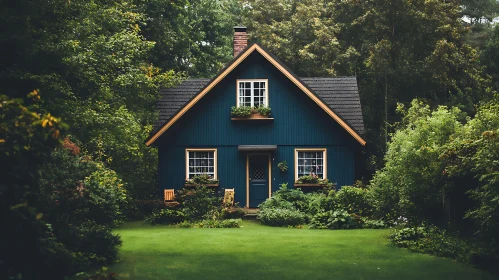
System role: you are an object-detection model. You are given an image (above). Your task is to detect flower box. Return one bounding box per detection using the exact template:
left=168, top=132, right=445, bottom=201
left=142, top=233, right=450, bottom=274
left=184, top=183, right=219, bottom=187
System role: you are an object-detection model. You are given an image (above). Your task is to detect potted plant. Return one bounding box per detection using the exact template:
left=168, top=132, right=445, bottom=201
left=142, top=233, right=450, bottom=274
left=295, top=176, right=334, bottom=187
left=185, top=174, right=219, bottom=186
left=277, top=160, right=288, bottom=172
left=231, top=105, right=272, bottom=119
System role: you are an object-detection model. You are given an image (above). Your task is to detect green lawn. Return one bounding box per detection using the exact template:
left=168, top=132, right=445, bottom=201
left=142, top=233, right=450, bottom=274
left=110, top=220, right=494, bottom=280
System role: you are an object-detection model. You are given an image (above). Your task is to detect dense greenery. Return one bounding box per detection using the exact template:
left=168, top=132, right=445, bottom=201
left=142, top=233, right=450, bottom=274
left=370, top=98, right=499, bottom=271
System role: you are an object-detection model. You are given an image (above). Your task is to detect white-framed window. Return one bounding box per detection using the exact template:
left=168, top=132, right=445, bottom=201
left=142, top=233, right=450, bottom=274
left=295, top=148, right=327, bottom=181
left=185, top=149, right=217, bottom=179
left=237, top=79, right=268, bottom=107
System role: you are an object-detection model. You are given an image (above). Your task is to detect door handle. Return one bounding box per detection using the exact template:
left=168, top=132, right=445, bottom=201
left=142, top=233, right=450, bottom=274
left=249, top=178, right=252, bottom=181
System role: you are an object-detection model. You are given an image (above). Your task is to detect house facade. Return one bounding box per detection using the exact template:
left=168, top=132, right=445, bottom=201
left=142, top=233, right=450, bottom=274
left=146, top=27, right=366, bottom=208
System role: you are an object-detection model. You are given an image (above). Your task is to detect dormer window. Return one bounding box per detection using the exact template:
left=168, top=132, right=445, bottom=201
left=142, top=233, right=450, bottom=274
left=237, top=79, right=268, bottom=107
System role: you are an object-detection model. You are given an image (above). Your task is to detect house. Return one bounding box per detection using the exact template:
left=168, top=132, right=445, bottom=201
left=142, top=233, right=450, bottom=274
left=146, top=27, right=366, bottom=208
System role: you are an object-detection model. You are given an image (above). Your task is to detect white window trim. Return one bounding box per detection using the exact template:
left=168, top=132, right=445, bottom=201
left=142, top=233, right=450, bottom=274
left=236, top=79, right=269, bottom=107
left=185, top=148, right=218, bottom=180
left=294, top=148, right=327, bottom=182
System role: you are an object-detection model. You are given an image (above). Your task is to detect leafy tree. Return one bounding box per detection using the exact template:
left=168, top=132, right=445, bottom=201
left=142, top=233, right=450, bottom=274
left=0, top=92, right=72, bottom=279
left=370, top=100, right=464, bottom=222
left=139, top=0, right=240, bottom=78
left=243, top=0, right=492, bottom=175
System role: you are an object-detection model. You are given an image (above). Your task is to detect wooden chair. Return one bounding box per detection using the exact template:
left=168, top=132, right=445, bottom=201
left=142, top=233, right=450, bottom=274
left=164, top=189, right=175, bottom=203
left=223, top=188, right=235, bottom=206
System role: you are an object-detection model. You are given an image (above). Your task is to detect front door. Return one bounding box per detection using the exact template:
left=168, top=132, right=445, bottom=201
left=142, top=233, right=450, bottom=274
left=248, top=154, right=269, bottom=208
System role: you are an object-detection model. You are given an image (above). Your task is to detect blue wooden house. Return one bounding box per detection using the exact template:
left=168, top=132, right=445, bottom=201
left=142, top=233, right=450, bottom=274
left=146, top=27, right=366, bottom=208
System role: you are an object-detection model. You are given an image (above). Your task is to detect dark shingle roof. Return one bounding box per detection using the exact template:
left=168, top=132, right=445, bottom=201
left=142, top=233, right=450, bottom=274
left=154, top=77, right=364, bottom=135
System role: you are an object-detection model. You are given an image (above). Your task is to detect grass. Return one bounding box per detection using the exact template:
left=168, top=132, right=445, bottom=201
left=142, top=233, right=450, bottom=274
left=109, top=220, right=495, bottom=280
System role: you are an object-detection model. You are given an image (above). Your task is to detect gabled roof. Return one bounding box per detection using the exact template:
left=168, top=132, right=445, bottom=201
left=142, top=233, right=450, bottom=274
left=146, top=43, right=366, bottom=146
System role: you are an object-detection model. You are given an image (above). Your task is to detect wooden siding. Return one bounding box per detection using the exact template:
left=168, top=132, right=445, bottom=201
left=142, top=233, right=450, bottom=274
left=158, top=51, right=358, bottom=205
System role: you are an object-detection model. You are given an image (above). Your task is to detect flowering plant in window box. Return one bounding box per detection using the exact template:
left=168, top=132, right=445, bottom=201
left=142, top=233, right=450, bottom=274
left=295, top=175, right=334, bottom=187
left=185, top=174, right=219, bottom=186
left=231, top=105, right=272, bottom=119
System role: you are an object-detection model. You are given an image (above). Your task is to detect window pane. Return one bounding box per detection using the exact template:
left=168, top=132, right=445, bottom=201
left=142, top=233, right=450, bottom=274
left=297, top=150, right=325, bottom=179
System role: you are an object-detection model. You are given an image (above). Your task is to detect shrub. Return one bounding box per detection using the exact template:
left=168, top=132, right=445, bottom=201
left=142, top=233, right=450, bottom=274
left=390, top=225, right=498, bottom=270
left=335, top=186, right=372, bottom=216
left=269, top=183, right=309, bottom=212
left=185, top=174, right=219, bottom=185
left=61, top=221, right=122, bottom=271
left=146, top=209, right=187, bottom=225
left=174, top=186, right=221, bottom=221
left=257, top=208, right=307, bottom=227
left=305, top=192, right=336, bottom=215
left=221, top=207, right=246, bottom=219
left=258, top=197, right=295, bottom=211
left=125, top=200, right=166, bottom=220
left=194, top=219, right=242, bottom=228
left=362, top=218, right=388, bottom=229
left=309, top=209, right=360, bottom=229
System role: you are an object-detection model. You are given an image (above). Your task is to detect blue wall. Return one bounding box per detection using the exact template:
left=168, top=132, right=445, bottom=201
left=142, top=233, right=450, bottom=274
left=157, top=52, right=360, bottom=205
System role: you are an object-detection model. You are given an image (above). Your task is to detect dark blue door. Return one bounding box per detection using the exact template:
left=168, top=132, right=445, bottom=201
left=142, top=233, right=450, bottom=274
left=249, top=155, right=269, bottom=208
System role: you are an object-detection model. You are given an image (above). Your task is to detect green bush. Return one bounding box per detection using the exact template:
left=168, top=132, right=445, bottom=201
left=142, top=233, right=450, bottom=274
left=258, top=197, right=295, bottom=211
left=146, top=209, right=187, bottom=225
left=221, top=207, right=246, bottom=219
left=175, top=186, right=221, bottom=221
left=362, top=218, right=388, bottom=229
left=125, top=200, right=166, bottom=220
left=335, top=186, right=372, bottom=216
left=61, top=221, right=122, bottom=271
left=309, top=209, right=360, bottom=229
left=194, top=219, right=242, bottom=228
left=185, top=173, right=219, bottom=185
left=305, top=192, right=336, bottom=215
left=257, top=208, right=308, bottom=227
left=390, top=225, right=498, bottom=270
left=269, top=183, right=309, bottom=212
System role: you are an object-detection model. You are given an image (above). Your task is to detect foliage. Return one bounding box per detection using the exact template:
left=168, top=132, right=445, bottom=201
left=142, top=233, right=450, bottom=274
left=146, top=209, right=187, bottom=225
left=255, top=105, right=271, bottom=116
left=243, top=0, right=492, bottom=176
left=335, top=186, right=372, bottom=216
left=193, top=219, right=242, bottom=228
left=305, top=192, right=337, bottom=216
left=257, top=208, right=307, bottom=227
left=390, top=225, right=498, bottom=271
left=277, top=160, right=288, bottom=172
left=231, top=105, right=253, bottom=117
left=362, top=218, right=388, bottom=229
left=370, top=100, right=464, bottom=222
left=0, top=93, right=70, bottom=279
left=221, top=207, right=246, bottom=219
left=125, top=200, right=165, bottom=220
left=174, top=186, right=221, bottom=221
left=295, top=176, right=334, bottom=188
left=67, top=222, right=122, bottom=271
left=309, top=209, right=360, bottom=230
left=185, top=174, right=219, bottom=185
left=265, top=183, right=310, bottom=212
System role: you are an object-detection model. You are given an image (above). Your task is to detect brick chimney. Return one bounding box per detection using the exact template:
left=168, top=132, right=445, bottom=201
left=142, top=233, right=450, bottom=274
left=233, top=26, right=248, bottom=57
